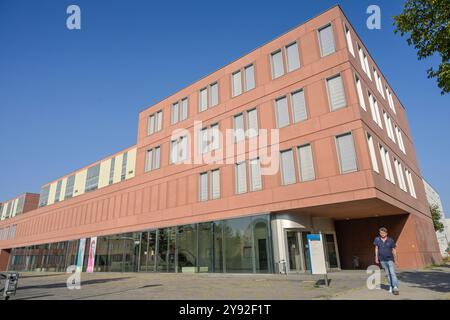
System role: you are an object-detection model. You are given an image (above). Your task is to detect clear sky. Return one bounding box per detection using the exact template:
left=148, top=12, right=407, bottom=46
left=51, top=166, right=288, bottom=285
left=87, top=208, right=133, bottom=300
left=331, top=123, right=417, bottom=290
left=0, top=0, right=449, bottom=217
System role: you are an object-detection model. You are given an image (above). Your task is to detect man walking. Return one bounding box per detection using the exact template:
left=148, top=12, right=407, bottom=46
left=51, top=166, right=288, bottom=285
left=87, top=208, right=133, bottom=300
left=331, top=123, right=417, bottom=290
left=374, top=227, right=399, bottom=295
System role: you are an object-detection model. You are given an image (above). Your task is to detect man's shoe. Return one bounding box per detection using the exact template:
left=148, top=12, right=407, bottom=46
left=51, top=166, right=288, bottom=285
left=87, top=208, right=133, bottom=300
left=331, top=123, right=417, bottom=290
left=388, top=287, right=392, bottom=293
left=392, top=287, right=399, bottom=295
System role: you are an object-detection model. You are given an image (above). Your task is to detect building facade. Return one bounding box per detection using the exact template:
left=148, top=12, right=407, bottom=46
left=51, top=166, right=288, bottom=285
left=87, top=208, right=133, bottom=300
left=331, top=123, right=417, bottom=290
left=423, top=179, right=449, bottom=257
left=0, top=5, right=442, bottom=273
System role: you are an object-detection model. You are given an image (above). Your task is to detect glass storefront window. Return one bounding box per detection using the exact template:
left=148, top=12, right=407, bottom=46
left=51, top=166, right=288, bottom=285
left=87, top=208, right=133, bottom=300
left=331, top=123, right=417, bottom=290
left=224, top=217, right=254, bottom=273
left=177, top=224, right=197, bottom=273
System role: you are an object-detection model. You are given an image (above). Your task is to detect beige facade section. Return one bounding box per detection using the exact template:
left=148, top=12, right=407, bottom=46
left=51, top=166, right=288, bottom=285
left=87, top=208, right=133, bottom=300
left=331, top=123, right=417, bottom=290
left=98, top=158, right=112, bottom=189
left=47, top=182, right=57, bottom=205
left=125, top=148, right=137, bottom=179
left=59, top=178, right=67, bottom=202
left=73, top=170, right=87, bottom=197
left=113, top=154, right=124, bottom=184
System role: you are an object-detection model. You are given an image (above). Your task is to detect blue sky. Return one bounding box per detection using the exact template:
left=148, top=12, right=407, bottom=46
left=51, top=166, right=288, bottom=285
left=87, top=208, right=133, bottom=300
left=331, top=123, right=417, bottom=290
left=0, top=0, right=449, bottom=217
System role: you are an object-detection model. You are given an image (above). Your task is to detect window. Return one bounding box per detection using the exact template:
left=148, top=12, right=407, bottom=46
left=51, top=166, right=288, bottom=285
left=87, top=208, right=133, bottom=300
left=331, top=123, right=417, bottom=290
left=286, top=42, right=300, bottom=72
left=199, top=87, right=208, bottom=112
left=210, top=82, right=219, bottom=107
left=148, top=110, right=163, bottom=135
left=368, top=92, right=383, bottom=128
left=233, top=113, right=245, bottom=142
left=244, top=64, right=255, bottom=91
left=364, top=53, right=372, bottom=80
left=15, top=196, right=24, bottom=215
left=291, top=89, right=307, bottom=123
left=344, top=24, right=355, bottom=56
left=318, top=24, right=336, bottom=57
left=85, top=163, right=100, bottom=192
left=211, top=169, right=221, bottom=199
left=270, top=50, right=284, bottom=79
left=170, top=136, right=188, bottom=163
left=171, top=98, right=189, bottom=125
left=247, top=108, right=258, bottom=138
left=109, top=157, right=115, bottom=185
left=199, top=83, right=219, bottom=111
left=232, top=71, right=242, bottom=97
left=357, top=44, right=367, bottom=74
left=355, top=75, right=366, bottom=110
left=336, top=133, right=358, bottom=174
left=327, top=75, right=347, bottom=111
left=235, top=162, right=247, bottom=194
left=10, top=225, right=16, bottom=240
left=394, top=159, right=408, bottom=192
left=297, top=144, right=315, bottom=181
left=275, top=96, right=290, bottom=128
left=374, top=69, right=385, bottom=98
left=386, top=88, right=396, bottom=114
left=64, top=175, right=75, bottom=200
left=280, top=149, right=296, bottom=185
left=379, top=145, right=395, bottom=183
left=249, top=158, right=262, bottom=191
left=395, top=126, right=406, bottom=154
left=199, top=170, right=221, bottom=201
left=383, top=111, right=396, bottom=143
left=366, top=133, right=379, bottom=173
left=198, top=124, right=220, bottom=154
left=145, top=146, right=161, bottom=172
left=405, top=169, right=417, bottom=198
left=121, top=152, right=128, bottom=181
left=54, top=180, right=62, bottom=203
left=3, top=227, right=8, bottom=240
left=199, top=172, right=208, bottom=201
left=39, top=185, right=50, bottom=207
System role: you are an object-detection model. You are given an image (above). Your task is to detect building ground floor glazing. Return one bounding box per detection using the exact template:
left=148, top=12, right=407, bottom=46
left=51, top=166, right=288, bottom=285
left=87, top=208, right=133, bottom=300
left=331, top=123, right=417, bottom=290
left=6, top=213, right=341, bottom=274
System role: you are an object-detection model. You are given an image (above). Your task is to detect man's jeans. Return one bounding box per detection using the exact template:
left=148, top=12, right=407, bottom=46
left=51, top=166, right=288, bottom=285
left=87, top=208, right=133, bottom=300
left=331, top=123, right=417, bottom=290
left=380, top=260, right=399, bottom=289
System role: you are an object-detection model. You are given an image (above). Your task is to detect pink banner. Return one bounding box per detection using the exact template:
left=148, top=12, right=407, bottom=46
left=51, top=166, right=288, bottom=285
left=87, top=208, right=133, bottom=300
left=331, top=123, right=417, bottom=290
left=86, top=237, right=97, bottom=273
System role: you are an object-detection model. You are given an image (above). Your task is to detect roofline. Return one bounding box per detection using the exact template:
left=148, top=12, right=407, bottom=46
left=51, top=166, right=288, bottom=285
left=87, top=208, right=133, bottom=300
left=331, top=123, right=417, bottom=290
left=0, top=192, right=39, bottom=204
left=137, top=3, right=342, bottom=115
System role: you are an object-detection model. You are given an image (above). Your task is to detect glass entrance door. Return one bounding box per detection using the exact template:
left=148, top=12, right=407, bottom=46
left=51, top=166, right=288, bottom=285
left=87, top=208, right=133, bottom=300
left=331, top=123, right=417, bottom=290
left=286, top=230, right=311, bottom=272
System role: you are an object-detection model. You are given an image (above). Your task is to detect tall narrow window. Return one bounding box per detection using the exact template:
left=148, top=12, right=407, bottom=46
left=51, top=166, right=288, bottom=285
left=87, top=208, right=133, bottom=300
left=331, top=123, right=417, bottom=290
left=366, top=133, right=379, bottom=173
left=387, top=89, right=396, bottom=114
left=249, top=158, right=262, bottom=191
left=199, top=172, right=208, bottom=201
left=336, top=133, right=358, bottom=174
left=244, top=64, right=255, bottom=91
left=145, top=146, right=161, bottom=172
left=275, top=96, right=290, bottom=128
left=171, top=136, right=188, bottom=163
left=286, top=42, right=300, bottom=72
left=85, top=163, right=101, bottom=192
left=247, top=108, right=258, bottom=138
left=271, top=50, right=284, bottom=79
left=394, top=159, right=407, bottom=192
left=54, top=180, right=62, bottom=203
left=405, top=169, right=417, bottom=198
left=181, top=98, right=188, bottom=121
left=39, top=185, right=50, bottom=207
left=318, top=24, right=336, bottom=57
left=211, top=169, right=221, bottom=199
left=199, top=87, right=208, bottom=112
left=234, top=113, right=245, bottom=142
left=297, top=144, right=315, bottom=181
left=364, top=53, right=372, bottom=80
left=65, top=175, right=75, bottom=200
left=232, top=71, right=242, bottom=97
left=235, top=162, right=247, bottom=194
left=395, top=126, right=406, bottom=154
left=280, top=149, right=296, bottom=185
left=147, top=114, right=155, bottom=135
left=198, top=127, right=208, bottom=154
left=379, top=146, right=395, bottom=183
left=121, top=152, right=128, bottom=181
left=291, top=89, right=307, bottom=123
left=355, top=75, right=366, bottom=110
left=358, top=44, right=366, bottom=74
left=344, top=24, right=355, bottom=56
left=171, top=102, right=179, bottom=125
left=156, top=111, right=163, bottom=132
left=109, top=158, right=115, bottom=185
left=210, top=82, right=219, bottom=107
left=327, top=75, right=347, bottom=111
left=210, top=124, right=220, bottom=150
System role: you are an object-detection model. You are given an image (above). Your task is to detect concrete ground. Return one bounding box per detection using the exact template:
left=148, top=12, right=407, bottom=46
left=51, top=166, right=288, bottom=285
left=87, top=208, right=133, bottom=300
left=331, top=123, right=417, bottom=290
left=4, top=263, right=450, bottom=300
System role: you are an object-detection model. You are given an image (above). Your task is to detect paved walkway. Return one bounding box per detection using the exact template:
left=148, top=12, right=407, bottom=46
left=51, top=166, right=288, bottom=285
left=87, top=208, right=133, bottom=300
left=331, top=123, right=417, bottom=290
left=5, top=264, right=450, bottom=300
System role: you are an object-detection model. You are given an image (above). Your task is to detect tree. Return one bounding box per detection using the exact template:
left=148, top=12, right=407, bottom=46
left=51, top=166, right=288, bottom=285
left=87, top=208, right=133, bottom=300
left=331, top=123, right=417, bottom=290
left=393, top=0, right=450, bottom=94
left=430, top=204, right=445, bottom=232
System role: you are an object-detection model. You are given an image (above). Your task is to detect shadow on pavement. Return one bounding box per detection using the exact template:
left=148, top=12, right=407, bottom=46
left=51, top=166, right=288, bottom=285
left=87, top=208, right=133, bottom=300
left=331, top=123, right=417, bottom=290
left=18, top=277, right=132, bottom=290
left=398, top=269, right=450, bottom=293
left=20, top=273, right=65, bottom=279
left=15, top=294, right=55, bottom=300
